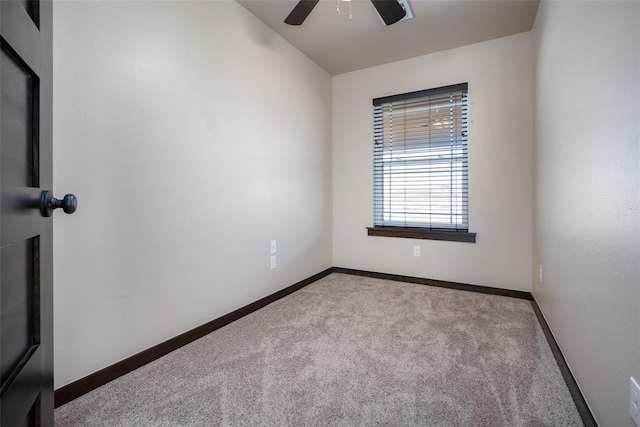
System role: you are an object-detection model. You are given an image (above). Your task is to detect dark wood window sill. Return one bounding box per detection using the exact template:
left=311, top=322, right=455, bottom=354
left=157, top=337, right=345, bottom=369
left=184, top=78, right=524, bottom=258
left=367, top=227, right=476, bottom=243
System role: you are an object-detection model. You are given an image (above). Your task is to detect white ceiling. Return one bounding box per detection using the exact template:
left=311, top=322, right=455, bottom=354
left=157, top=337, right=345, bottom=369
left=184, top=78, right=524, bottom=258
left=237, top=0, right=539, bottom=75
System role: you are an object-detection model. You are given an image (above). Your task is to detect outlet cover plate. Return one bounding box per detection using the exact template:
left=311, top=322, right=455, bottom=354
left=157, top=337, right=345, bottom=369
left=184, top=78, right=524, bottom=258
left=270, top=240, right=277, bottom=255
left=270, top=255, right=277, bottom=270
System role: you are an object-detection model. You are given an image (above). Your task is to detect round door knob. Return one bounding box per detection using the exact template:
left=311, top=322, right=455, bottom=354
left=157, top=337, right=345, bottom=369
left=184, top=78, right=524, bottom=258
left=40, top=190, right=77, bottom=217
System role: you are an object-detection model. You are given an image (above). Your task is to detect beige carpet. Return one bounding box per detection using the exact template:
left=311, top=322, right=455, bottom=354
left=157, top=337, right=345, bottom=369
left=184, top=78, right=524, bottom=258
left=55, top=273, right=583, bottom=426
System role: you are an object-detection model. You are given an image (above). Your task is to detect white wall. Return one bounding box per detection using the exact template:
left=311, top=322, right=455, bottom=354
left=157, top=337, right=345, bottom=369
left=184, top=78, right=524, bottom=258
left=53, top=1, right=332, bottom=388
left=532, top=1, right=640, bottom=426
left=332, top=33, right=533, bottom=291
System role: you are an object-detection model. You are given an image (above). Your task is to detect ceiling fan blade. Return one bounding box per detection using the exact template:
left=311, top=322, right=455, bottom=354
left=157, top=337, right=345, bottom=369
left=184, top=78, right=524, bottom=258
left=370, top=0, right=407, bottom=25
left=285, top=0, right=320, bottom=25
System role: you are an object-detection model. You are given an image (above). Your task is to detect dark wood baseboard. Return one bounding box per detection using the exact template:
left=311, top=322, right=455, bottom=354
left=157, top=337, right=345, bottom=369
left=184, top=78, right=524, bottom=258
left=54, top=267, right=334, bottom=407
left=530, top=299, right=598, bottom=427
left=55, top=265, right=598, bottom=427
left=332, top=267, right=532, bottom=300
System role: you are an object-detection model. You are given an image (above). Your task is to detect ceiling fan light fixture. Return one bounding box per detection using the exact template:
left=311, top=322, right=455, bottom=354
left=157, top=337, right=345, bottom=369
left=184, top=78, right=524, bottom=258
left=286, top=0, right=406, bottom=26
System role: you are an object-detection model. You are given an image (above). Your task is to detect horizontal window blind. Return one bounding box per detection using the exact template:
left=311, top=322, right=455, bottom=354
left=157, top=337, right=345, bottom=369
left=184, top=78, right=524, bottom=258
left=373, top=83, right=468, bottom=230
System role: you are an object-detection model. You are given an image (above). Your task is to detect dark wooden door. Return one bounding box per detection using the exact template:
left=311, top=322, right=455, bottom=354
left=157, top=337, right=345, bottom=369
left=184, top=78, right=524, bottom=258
left=0, top=0, right=54, bottom=426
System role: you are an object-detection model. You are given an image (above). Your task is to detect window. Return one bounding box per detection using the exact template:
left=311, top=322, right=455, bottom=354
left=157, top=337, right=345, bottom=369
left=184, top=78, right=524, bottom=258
left=367, top=83, right=476, bottom=243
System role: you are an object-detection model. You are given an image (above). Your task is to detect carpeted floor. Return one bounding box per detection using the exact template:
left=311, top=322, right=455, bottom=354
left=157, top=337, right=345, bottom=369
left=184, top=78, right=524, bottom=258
left=55, top=273, right=583, bottom=426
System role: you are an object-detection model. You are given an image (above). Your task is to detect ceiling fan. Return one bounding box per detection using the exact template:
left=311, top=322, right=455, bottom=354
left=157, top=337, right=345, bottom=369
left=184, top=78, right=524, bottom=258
left=285, top=0, right=407, bottom=26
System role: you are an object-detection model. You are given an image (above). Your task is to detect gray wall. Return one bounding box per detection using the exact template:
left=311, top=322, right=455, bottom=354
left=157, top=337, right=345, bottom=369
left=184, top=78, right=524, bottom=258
left=532, top=1, right=640, bottom=425
left=53, top=1, right=333, bottom=388
left=332, top=33, right=533, bottom=291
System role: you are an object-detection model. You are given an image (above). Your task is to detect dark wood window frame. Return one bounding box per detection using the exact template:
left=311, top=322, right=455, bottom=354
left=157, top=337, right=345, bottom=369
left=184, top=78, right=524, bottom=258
left=370, top=83, right=476, bottom=243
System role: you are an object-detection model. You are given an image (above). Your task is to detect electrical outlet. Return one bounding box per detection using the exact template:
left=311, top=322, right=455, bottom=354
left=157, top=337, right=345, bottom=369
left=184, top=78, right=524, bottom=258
left=270, top=240, right=277, bottom=255
left=413, top=245, right=421, bottom=257
left=539, top=264, right=543, bottom=282
left=270, top=255, right=277, bottom=270
left=631, top=377, right=640, bottom=426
